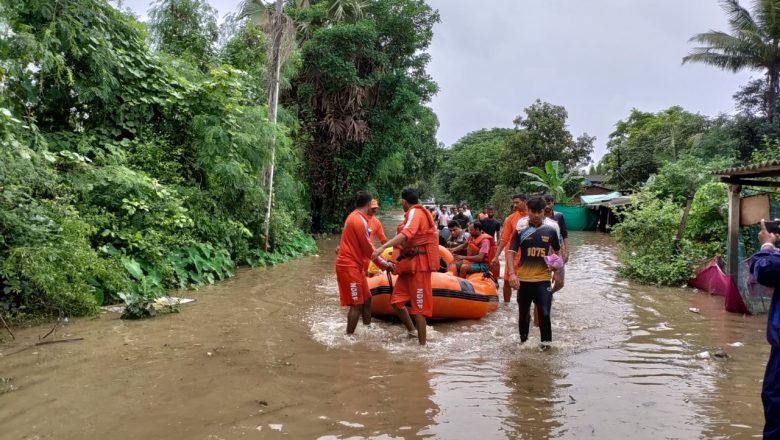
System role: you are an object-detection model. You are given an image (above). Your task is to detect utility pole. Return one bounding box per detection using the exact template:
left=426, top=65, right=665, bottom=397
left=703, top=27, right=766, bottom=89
left=263, top=0, right=284, bottom=252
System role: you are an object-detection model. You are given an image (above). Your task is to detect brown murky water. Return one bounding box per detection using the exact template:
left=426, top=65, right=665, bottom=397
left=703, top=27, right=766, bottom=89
left=0, top=223, right=770, bottom=439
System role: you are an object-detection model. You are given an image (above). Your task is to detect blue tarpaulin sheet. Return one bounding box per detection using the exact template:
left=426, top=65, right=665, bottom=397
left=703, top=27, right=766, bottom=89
left=581, top=192, right=622, bottom=205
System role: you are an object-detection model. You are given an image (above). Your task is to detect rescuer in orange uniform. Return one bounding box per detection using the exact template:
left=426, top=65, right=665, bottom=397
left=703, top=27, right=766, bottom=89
left=367, top=199, right=387, bottom=246
left=372, top=189, right=439, bottom=345
left=492, top=194, right=528, bottom=302
left=336, top=191, right=393, bottom=335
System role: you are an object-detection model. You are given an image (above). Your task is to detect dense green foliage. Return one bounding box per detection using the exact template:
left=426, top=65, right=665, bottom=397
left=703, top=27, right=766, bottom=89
left=611, top=181, right=729, bottom=287
left=602, top=100, right=767, bottom=286
left=0, top=0, right=443, bottom=319
left=612, top=196, right=691, bottom=286
left=600, top=107, right=712, bottom=188
left=435, top=128, right=514, bottom=209
left=602, top=105, right=750, bottom=286
left=149, top=0, right=219, bottom=69
left=521, top=161, right=584, bottom=205
left=435, top=102, right=594, bottom=210
left=0, top=0, right=317, bottom=319
left=288, top=0, right=441, bottom=232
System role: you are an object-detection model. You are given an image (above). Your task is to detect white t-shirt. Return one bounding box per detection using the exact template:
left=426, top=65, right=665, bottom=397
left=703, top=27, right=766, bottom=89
left=438, top=211, right=450, bottom=226
left=516, top=216, right=561, bottom=239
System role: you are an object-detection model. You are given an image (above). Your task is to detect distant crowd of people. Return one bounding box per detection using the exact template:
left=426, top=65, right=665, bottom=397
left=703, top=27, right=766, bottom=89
left=333, top=189, right=570, bottom=350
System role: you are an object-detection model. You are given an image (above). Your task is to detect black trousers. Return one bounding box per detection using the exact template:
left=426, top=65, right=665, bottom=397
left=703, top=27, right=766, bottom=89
left=765, top=346, right=780, bottom=439
left=518, top=280, right=553, bottom=343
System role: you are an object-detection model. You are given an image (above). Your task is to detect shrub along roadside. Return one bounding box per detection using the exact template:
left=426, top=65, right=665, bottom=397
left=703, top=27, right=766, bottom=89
left=0, top=0, right=317, bottom=323
left=612, top=182, right=728, bottom=287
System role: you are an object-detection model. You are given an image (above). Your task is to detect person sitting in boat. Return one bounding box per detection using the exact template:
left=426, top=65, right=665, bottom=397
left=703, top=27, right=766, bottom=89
left=366, top=247, right=394, bottom=277
left=452, top=221, right=496, bottom=278
left=445, top=220, right=469, bottom=256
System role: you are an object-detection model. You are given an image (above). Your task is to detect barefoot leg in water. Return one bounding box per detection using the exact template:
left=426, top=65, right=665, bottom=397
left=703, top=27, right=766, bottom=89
left=392, top=303, right=416, bottom=333
left=362, top=296, right=373, bottom=326
left=503, top=281, right=512, bottom=302
left=413, top=314, right=427, bottom=345
left=346, top=305, right=362, bottom=334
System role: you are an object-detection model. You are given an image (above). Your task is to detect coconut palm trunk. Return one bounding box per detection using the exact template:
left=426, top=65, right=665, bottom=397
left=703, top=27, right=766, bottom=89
left=263, top=0, right=284, bottom=252
left=768, top=64, right=779, bottom=122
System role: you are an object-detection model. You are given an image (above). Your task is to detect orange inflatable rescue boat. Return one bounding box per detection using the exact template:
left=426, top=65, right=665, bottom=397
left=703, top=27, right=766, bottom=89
left=367, top=246, right=499, bottom=320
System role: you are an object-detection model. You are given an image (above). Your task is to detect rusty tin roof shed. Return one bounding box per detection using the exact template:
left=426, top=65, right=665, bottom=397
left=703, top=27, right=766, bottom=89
left=714, top=161, right=780, bottom=279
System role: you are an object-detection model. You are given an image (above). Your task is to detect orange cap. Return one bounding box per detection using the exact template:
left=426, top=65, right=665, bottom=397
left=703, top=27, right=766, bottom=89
left=370, top=199, right=379, bottom=208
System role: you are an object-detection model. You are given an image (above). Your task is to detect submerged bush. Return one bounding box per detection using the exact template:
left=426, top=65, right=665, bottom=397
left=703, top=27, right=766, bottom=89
left=613, top=188, right=726, bottom=287
left=1, top=216, right=128, bottom=317
left=685, top=182, right=728, bottom=245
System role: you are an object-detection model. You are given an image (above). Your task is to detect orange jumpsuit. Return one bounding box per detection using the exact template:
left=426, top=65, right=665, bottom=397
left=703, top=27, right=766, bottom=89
left=336, top=210, right=385, bottom=306
left=368, top=214, right=386, bottom=244
left=500, top=210, right=526, bottom=281
left=392, top=205, right=439, bottom=317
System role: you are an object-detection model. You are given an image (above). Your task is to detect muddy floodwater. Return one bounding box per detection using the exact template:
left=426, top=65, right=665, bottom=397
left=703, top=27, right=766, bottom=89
left=0, top=222, right=771, bottom=439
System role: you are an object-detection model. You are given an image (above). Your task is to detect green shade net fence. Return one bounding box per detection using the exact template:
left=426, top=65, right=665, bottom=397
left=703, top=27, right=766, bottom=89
left=555, top=205, right=599, bottom=231
left=735, top=193, right=780, bottom=314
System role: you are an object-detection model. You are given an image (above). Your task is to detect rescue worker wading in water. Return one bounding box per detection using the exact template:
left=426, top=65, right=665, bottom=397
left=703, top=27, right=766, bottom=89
left=372, top=188, right=439, bottom=345
left=492, top=194, right=528, bottom=302
left=335, top=191, right=393, bottom=335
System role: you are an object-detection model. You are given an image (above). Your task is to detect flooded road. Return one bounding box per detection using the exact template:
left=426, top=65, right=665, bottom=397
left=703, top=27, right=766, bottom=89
left=0, top=226, right=769, bottom=439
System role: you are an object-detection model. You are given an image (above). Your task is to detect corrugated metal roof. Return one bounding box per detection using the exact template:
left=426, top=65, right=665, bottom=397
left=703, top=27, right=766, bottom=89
left=581, top=191, right=622, bottom=204
left=712, top=160, right=780, bottom=177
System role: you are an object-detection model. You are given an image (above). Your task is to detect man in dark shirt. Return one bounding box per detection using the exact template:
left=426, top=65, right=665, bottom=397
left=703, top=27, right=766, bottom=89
left=508, top=196, right=561, bottom=351
left=445, top=220, right=469, bottom=256
left=543, top=195, right=568, bottom=292
left=543, top=195, right=569, bottom=262
left=480, top=206, right=501, bottom=241
left=750, top=219, right=780, bottom=439
left=452, top=206, right=470, bottom=229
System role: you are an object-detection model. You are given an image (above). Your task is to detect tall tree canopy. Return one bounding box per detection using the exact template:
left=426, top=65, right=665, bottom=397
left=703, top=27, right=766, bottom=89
left=435, top=100, right=593, bottom=209
left=684, top=0, right=780, bottom=122
left=600, top=107, right=708, bottom=188
left=148, top=0, right=220, bottom=69
left=290, top=0, right=441, bottom=232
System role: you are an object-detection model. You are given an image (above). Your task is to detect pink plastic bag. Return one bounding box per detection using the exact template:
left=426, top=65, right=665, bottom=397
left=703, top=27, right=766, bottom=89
left=545, top=254, right=564, bottom=270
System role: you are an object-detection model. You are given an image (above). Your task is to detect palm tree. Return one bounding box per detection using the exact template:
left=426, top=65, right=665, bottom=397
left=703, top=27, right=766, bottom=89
left=238, top=0, right=364, bottom=33
left=235, top=0, right=368, bottom=244
left=521, top=160, right=584, bottom=205
left=683, top=0, right=780, bottom=122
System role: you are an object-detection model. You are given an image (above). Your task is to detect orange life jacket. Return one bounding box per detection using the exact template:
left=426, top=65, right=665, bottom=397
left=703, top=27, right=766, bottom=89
left=395, top=205, right=440, bottom=271
left=467, top=233, right=496, bottom=263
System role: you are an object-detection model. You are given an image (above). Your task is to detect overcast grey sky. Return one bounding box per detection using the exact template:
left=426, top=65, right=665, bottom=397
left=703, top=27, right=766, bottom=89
left=122, top=0, right=754, bottom=162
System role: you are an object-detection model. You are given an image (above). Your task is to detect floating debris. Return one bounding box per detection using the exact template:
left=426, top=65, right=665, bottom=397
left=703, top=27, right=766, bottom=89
left=688, top=308, right=701, bottom=314
left=713, top=350, right=730, bottom=359
left=0, top=377, right=16, bottom=394
left=695, top=351, right=711, bottom=359
left=728, top=342, right=744, bottom=347
left=101, top=297, right=196, bottom=314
